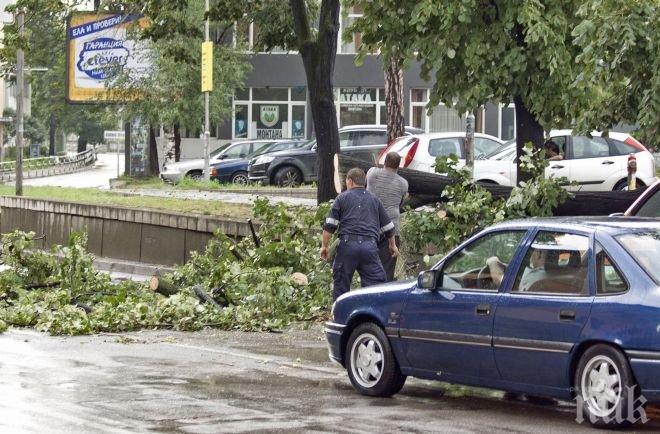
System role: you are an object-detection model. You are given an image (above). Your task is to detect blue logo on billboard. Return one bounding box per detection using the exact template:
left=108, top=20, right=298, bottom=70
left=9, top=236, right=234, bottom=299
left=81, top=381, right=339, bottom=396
left=77, top=37, right=129, bottom=80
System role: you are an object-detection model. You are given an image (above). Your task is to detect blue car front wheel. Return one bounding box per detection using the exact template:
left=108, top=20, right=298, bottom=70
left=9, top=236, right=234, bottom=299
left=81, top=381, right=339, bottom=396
left=346, top=322, right=406, bottom=397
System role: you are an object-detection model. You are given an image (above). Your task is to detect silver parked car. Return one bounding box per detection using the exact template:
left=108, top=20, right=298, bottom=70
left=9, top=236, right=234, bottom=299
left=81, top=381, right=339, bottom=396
left=160, top=139, right=288, bottom=183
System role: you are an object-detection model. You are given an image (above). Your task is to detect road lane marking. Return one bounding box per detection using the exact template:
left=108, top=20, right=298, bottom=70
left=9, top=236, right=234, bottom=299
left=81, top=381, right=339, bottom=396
left=164, top=343, right=340, bottom=376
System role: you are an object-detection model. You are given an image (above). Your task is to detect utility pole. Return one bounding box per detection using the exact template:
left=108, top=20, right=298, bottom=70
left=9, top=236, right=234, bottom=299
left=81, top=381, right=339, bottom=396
left=202, top=0, right=211, bottom=181
left=15, top=8, right=25, bottom=196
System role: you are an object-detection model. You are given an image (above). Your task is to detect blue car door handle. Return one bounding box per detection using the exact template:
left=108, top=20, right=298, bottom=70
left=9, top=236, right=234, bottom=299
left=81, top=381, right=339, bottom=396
left=559, top=309, right=576, bottom=321
left=476, top=304, right=491, bottom=316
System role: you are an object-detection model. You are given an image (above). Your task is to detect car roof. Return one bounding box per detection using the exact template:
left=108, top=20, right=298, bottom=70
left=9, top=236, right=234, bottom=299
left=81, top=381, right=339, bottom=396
left=408, top=132, right=503, bottom=141
left=491, top=216, right=660, bottom=234
left=338, top=124, right=423, bottom=133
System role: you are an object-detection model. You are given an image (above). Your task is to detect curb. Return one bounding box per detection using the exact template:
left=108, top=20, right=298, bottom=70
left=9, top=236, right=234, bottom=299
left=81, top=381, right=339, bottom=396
left=93, top=256, right=174, bottom=277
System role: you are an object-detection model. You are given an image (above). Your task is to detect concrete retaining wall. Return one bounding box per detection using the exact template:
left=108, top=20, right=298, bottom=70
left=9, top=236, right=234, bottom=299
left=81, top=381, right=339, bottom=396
left=0, top=197, right=255, bottom=266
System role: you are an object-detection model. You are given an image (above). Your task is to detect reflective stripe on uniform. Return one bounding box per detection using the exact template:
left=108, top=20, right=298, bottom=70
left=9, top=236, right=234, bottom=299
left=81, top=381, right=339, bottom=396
left=381, top=222, right=394, bottom=232
left=326, top=217, right=339, bottom=227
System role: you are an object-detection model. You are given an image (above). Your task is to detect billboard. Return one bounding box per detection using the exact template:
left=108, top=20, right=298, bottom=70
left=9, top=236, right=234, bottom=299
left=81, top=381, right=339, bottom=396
left=66, top=13, right=150, bottom=103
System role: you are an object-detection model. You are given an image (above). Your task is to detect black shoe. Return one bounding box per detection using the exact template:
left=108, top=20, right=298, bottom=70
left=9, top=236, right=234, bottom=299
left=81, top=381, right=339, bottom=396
left=503, top=391, right=523, bottom=401
left=525, top=395, right=557, bottom=406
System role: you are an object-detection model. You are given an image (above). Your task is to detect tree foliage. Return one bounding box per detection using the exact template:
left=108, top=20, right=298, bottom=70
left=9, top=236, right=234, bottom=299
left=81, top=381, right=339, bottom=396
left=348, top=0, right=658, bottom=160
left=109, top=1, right=251, bottom=134
left=572, top=0, right=659, bottom=144
left=0, top=199, right=332, bottom=335
left=129, top=0, right=340, bottom=203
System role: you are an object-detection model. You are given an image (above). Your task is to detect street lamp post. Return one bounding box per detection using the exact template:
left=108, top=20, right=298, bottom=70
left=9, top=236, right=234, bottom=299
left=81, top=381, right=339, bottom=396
left=202, top=0, right=211, bottom=182
left=15, top=7, right=25, bottom=196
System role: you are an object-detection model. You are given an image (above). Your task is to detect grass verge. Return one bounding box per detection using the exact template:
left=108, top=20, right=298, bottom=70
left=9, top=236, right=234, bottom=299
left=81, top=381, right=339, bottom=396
left=117, top=176, right=316, bottom=192
left=0, top=185, right=254, bottom=219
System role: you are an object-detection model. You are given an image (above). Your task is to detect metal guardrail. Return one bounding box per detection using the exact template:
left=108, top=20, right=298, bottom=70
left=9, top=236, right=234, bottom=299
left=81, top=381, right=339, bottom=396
left=0, top=149, right=96, bottom=182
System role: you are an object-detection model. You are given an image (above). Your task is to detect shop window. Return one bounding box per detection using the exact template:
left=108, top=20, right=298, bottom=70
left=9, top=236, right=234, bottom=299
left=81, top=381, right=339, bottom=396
left=252, top=103, right=288, bottom=140
left=234, top=105, right=248, bottom=138
left=429, top=105, right=465, bottom=133
left=338, top=87, right=379, bottom=127
left=411, top=89, right=427, bottom=103
left=291, top=87, right=307, bottom=101
left=340, top=105, right=375, bottom=126
left=379, top=108, right=387, bottom=126
left=235, top=88, right=249, bottom=101
left=292, top=105, right=305, bottom=138
left=500, top=106, right=515, bottom=141
left=412, top=106, right=426, bottom=131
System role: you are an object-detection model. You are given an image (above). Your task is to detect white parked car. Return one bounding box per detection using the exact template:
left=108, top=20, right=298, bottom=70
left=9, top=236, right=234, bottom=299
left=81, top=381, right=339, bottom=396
left=473, top=131, right=657, bottom=191
left=377, top=132, right=504, bottom=171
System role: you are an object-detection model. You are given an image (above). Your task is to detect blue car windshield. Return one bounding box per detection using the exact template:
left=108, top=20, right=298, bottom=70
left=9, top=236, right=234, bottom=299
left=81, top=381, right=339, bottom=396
left=616, top=230, right=660, bottom=284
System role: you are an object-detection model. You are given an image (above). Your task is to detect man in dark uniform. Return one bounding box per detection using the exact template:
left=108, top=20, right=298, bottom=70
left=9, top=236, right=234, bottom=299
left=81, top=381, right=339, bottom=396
left=320, top=168, right=399, bottom=300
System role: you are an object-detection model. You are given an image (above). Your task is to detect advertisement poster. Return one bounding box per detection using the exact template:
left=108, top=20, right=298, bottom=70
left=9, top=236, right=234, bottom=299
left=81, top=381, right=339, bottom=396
left=66, top=13, right=150, bottom=103
left=130, top=119, right=148, bottom=177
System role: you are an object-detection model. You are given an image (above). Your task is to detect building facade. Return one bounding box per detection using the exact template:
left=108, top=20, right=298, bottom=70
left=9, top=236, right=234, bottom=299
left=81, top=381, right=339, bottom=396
left=216, top=52, right=517, bottom=143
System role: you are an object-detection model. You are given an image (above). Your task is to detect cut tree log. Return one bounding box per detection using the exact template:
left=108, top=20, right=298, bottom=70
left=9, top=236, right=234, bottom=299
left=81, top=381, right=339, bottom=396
left=335, top=154, right=645, bottom=216
left=149, top=273, right=180, bottom=297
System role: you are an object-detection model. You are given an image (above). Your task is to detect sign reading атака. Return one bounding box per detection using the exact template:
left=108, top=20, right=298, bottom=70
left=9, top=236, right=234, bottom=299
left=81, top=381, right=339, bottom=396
left=66, top=13, right=150, bottom=103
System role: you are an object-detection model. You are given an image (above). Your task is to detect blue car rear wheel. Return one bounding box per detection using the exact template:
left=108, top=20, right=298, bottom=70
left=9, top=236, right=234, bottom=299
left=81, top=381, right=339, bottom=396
left=575, top=344, right=640, bottom=428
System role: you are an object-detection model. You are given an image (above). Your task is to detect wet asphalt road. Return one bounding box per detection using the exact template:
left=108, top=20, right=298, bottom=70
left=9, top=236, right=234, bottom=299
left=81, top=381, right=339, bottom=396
left=1, top=326, right=659, bottom=434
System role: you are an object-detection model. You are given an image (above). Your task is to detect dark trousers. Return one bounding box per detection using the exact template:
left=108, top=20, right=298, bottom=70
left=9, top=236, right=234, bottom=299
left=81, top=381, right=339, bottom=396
left=378, top=235, right=400, bottom=282
left=332, top=237, right=386, bottom=300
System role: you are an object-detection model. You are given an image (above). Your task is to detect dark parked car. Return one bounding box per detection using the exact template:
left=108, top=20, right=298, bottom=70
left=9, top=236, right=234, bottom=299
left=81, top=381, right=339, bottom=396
left=248, top=125, right=423, bottom=187
left=209, top=140, right=305, bottom=184
left=625, top=179, right=660, bottom=217
left=325, top=217, right=660, bottom=427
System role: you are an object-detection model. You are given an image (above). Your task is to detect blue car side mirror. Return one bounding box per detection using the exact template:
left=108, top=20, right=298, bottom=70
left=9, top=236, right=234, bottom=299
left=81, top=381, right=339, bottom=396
left=418, top=270, right=439, bottom=290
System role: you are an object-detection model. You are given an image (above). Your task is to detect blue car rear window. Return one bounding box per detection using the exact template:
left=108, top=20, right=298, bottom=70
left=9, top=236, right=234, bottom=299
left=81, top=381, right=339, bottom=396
left=616, top=230, right=660, bottom=284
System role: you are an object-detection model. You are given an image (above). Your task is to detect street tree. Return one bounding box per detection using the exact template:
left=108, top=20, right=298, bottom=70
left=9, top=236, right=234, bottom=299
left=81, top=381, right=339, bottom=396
left=109, top=2, right=249, bottom=174
left=343, top=2, right=406, bottom=142
left=212, top=0, right=341, bottom=203
left=348, top=0, right=592, bottom=182
left=572, top=0, right=659, bottom=146
left=109, top=0, right=250, bottom=172
left=129, top=0, right=340, bottom=203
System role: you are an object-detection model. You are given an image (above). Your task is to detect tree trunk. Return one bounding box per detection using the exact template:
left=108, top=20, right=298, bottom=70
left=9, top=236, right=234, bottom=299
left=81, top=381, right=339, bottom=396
left=290, top=0, right=340, bottom=204
left=148, top=125, right=160, bottom=176
left=48, top=113, right=56, bottom=156
left=384, top=55, right=405, bottom=143
left=514, top=95, right=544, bottom=184
left=173, top=121, right=181, bottom=162
left=336, top=154, right=645, bottom=216
left=77, top=137, right=87, bottom=153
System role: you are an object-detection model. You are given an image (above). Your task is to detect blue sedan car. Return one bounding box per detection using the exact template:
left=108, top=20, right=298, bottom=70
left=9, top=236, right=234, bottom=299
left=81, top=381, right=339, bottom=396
left=325, top=217, right=660, bottom=427
left=210, top=140, right=305, bottom=184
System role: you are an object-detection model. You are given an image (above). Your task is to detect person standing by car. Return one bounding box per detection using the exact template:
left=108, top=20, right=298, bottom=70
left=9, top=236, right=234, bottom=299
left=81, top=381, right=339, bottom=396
left=320, top=168, right=399, bottom=300
left=366, top=152, right=409, bottom=281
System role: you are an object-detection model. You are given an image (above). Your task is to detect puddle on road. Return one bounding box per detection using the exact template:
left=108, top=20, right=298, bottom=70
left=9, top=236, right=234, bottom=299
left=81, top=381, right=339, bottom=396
left=229, top=344, right=330, bottom=365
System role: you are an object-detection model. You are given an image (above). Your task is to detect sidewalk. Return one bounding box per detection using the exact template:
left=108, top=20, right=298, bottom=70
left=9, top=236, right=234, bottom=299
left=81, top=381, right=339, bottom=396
left=110, top=187, right=318, bottom=207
